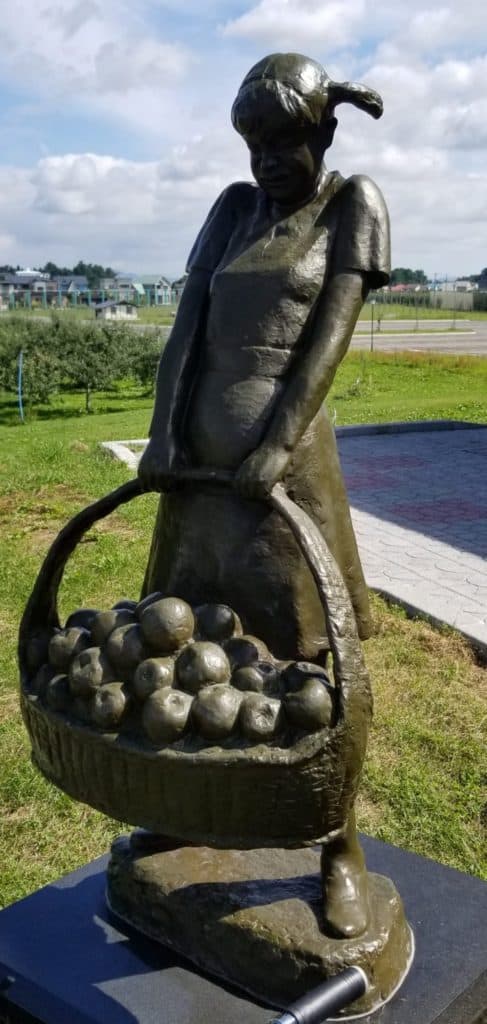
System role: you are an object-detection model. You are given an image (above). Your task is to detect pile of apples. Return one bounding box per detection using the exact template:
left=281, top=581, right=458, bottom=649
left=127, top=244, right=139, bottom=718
left=30, top=595, right=335, bottom=746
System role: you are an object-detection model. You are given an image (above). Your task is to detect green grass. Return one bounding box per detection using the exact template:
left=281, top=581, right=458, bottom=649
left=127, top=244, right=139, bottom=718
left=329, top=351, right=487, bottom=425
left=7, top=301, right=487, bottom=325
left=0, top=354, right=486, bottom=907
left=1, top=351, right=485, bottom=429
left=359, top=301, right=487, bottom=321
left=7, top=300, right=487, bottom=331
left=2, top=305, right=176, bottom=325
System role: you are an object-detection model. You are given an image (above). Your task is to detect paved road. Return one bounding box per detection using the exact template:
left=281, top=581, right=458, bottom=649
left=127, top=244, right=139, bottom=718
left=351, top=318, right=487, bottom=355
left=150, top=318, right=487, bottom=355
left=151, top=318, right=487, bottom=356
left=13, top=313, right=487, bottom=355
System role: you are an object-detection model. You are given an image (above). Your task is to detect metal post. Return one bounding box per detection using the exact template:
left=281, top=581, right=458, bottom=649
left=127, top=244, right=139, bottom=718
left=370, top=299, right=376, bottom=352
left=17, top=349, right=25, bottom=423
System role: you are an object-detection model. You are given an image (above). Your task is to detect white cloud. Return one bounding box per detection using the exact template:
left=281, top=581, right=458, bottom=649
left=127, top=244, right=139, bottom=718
left=0, top=0, right=191, bottom=105
left=0, top=126, right=484, bottom=279
left=221, top=0, right=487, bottom=54
left=0, top=140, right=247, bottom=275
left=221, top=0, right=366, bottom=50
left=0, top=1, right=486, bottom=277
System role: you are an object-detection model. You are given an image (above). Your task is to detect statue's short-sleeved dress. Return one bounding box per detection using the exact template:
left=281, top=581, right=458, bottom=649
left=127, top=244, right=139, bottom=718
left=143, top=171, right=390, bottom=660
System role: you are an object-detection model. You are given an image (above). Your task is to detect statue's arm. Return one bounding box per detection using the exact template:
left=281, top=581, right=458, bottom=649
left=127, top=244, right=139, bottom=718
left=236, top=270, right=367, bottom=497
left=267, top=269, right=366, bottom=448
left=138, top=268, right=210, bottom=491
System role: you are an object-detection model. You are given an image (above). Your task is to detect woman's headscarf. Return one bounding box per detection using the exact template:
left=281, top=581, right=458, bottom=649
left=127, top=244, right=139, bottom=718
left=232, top=53, right=383, bottom=137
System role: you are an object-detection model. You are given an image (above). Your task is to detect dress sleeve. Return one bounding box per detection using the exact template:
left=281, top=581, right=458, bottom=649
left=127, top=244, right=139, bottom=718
left=186, top=184, right=240, bottom=273
left=331, top=175, right=391, bottom=289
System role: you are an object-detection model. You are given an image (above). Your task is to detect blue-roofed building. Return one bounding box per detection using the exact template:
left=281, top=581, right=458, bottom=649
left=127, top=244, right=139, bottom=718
left=52, top=275, right=89, bottom=294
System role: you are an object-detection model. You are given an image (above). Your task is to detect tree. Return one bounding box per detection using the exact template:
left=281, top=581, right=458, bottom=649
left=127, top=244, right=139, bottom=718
left=0, top=317, right=61, bottom=405
left=390, top=267, right=428, bottom=285
left=131, top=332, right=164, bottom=394
left=60, top=318, right=126, bottom=412
left=0, top=314, right=163, bottom=417
left=39, top=261, right=116, bottom=288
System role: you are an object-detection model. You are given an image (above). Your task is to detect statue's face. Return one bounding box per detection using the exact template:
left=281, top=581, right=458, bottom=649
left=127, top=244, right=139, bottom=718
left=247, top=130, right=323, bottom=204
left=242, top=98, right=330, bottom=205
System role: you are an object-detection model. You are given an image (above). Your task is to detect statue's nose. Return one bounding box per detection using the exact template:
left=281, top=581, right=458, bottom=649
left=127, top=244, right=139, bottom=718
left=260, top=151, right=280, bottom=174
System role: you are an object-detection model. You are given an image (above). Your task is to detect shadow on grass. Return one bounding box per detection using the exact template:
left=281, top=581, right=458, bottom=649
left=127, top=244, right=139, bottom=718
left=0, top=391, right=153, bottom=426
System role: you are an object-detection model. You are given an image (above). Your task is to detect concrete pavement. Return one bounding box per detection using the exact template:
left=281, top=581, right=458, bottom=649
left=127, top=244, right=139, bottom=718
left=102, top=422, right=487, bottom=655
left=337, top=423, right=487, bottom=654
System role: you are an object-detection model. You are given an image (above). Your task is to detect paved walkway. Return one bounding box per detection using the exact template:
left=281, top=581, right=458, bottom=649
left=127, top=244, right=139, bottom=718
left=337, top=424, right=487, bottom=654
left=102, top=423, right=487, bottom=654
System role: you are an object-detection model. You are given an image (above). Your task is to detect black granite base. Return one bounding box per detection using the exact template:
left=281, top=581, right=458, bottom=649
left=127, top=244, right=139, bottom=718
left=0, top=836, right=485, bottom=1024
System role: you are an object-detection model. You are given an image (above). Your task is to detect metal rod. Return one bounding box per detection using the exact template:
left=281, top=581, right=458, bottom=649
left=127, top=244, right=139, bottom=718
left=267, top=967, right=368, bottom=1024
left=17, top=348, right=25, bottom=424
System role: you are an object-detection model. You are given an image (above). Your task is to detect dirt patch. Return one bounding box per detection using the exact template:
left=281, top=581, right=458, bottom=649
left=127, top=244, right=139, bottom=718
left=0, top=691, right=22, bottom=724
left=0, top=484, right=89, bottom=525
left=85, top=516, right=137, bottom=541
left=0, top=484, right=106, bottom=552
left=69, top=441, right=90, bottom=453
left=356, top=795, right=384, bottom=831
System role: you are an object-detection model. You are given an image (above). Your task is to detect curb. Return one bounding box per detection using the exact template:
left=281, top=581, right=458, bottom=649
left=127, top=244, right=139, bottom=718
left=335, top=419, right=487, bottom=438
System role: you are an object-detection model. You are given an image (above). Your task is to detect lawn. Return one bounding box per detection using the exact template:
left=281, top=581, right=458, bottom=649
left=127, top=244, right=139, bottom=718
left=5, top=300, right=487, bottom=328
left=1, top=305, right=176, bottom=325
left=0, top=351, right=486, bottom=908
left=1, top=350, right=486, bottom=429
left=330, top=351, right=487, bottom=426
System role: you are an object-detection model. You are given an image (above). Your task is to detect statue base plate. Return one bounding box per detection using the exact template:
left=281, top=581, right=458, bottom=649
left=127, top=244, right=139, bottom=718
left=107, top=837, right=414, bottom=1018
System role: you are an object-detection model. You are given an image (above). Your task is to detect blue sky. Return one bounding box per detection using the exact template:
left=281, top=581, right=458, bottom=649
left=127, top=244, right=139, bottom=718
left=0, top=0, right=486, bottom=277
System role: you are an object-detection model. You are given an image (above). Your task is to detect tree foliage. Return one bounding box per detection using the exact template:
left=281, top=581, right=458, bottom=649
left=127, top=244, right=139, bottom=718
left=390, top=268, right=428, bottom=285
left=39, top=261, right=116, bottom=288
left=0, top=318, right=61, bottom=404
left=0, top=316, right=164, bottom=414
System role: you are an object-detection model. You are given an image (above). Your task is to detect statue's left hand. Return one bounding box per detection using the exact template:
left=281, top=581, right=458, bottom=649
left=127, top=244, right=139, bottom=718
left=234, top=444, right=291, bottom=500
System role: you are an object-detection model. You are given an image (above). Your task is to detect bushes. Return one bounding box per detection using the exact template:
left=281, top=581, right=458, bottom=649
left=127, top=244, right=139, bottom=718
left=0, top=315, right=164, bottom=414
left=473, top=291, right=487, bottom=312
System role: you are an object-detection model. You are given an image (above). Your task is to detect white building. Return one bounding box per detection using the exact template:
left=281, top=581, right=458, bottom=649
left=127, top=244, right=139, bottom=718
left=95, top=300, right=138, bottom=321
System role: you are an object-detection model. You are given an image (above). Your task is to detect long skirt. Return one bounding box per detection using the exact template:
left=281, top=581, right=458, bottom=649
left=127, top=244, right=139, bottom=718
left=142, top=403, right=371, bottom=662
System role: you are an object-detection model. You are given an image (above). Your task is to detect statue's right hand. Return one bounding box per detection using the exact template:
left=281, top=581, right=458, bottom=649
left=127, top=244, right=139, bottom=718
left=137, top=437, right=181, bottom=493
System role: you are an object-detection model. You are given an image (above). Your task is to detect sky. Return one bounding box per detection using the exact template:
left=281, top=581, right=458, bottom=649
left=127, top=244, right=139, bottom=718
left=0, top=0, right=486, bottom=279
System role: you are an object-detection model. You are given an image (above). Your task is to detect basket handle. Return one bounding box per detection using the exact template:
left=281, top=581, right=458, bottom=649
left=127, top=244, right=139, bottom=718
left=18, top=470, right=371, bottom=715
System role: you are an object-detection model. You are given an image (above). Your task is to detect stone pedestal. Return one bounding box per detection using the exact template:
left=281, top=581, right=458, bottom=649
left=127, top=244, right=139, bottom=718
left=1, top=836, right=485, bottom=1024
left=107, top=838, right=414, bottom=1018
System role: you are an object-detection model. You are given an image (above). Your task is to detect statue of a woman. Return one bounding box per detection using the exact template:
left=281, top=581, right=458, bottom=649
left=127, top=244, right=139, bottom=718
left=138, top=52, right=390, bottom=938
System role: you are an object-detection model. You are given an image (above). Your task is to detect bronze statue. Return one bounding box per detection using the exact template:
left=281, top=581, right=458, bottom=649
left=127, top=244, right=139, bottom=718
left=19, top=53, right=413, bottom=1016
left=138, top=52, right=390, bottom=939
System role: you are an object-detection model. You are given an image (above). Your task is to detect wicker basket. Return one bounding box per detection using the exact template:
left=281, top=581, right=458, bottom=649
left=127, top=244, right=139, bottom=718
left=19, top=473, right=372, bottom=848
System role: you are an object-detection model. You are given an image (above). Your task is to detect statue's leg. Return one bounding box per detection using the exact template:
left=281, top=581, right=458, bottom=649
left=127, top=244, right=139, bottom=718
left=320, top=809, right=370, bottom=938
